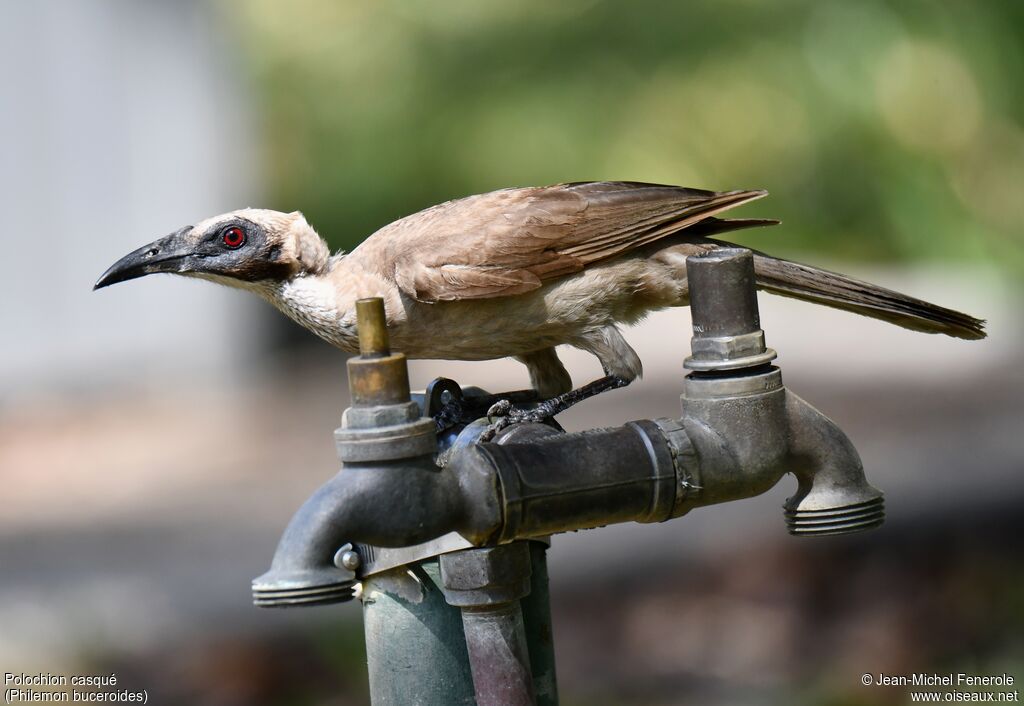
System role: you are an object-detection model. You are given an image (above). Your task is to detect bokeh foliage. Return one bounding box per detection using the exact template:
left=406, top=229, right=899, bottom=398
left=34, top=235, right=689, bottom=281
left=230, top=0, right=1024, bottom=269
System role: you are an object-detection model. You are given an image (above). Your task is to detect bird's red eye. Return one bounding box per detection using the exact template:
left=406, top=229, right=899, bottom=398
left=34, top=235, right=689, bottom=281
left=222, top=226, right=245, bottom=249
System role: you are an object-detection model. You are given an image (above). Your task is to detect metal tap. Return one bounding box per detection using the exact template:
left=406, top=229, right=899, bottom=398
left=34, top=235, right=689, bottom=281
left=252, top=248, right=884, bottom=609
left=252, top=298, right=453, bottom=607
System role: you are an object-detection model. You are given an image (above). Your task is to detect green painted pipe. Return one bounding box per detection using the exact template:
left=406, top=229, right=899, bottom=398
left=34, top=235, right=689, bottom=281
left=361, top=542, right=559, bottom=705
left=363, top=560, right=476, bottom=705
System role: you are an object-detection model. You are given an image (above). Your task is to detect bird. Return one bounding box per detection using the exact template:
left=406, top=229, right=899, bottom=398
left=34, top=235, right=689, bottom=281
left=94, top=181, right=985, bottom=427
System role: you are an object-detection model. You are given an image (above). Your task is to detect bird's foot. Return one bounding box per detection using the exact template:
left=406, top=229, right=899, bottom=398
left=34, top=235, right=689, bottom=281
left=478, top=375, right=630, bottom=442
left=478, top=399, right=551, bottom=441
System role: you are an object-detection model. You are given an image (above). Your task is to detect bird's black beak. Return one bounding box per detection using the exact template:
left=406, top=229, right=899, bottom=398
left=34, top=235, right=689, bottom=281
left=94, top=226, right=195, bottom=290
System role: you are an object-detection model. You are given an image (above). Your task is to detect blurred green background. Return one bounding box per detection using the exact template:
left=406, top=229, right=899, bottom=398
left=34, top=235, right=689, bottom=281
left=234, top=0, right=1023, bottom=269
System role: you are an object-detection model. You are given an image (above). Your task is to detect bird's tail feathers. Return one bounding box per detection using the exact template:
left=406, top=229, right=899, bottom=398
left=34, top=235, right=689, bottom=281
left=751, top=254, right=987, bottom=340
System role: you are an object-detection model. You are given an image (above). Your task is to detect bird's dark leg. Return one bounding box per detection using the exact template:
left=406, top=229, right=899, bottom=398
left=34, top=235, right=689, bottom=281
left=479, top=375, right=631, bottom=441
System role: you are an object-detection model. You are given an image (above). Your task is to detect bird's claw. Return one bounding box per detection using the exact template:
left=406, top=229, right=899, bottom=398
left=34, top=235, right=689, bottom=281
left=486, top=399, right=514, bottom=417
left=479, top=400, right=550, bottom=442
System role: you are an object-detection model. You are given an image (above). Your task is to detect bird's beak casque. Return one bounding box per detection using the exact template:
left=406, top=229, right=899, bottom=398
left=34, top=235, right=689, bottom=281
left=93, top=226, right=195, bottom=290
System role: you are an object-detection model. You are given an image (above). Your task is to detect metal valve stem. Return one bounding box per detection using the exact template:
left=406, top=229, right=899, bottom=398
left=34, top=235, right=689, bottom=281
left=684, top=247, right=777, bottom=372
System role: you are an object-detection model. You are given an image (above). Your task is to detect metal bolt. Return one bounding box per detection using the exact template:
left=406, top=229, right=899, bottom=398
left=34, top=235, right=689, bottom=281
left=341, top=551, right=361, bottom=571
left=439, top=543, right=532, bottom=607
left=334, top=545, right=362, bottom=572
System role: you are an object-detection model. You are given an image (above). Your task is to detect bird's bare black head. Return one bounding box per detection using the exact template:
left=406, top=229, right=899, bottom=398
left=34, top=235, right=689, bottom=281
left=94, top=209, right=330, bottom=291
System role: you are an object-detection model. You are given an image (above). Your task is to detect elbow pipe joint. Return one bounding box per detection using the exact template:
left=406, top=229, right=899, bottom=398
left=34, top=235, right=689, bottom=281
left=669, top=367, right=884, bottom=535
left=251, top=449, right=489, bottom=607
left=252, top=413, right=502, bottom=607
left=675, top=247, right=884, bottom=534
left=253, top=413, right=502, bottom=608
left=780, top=392, right=884, bottom=535
left=253, top=297, right=502, bottom=607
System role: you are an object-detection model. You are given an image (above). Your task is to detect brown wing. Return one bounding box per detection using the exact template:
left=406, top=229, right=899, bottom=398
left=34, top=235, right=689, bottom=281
left=348, top=181, right=769, bottom=302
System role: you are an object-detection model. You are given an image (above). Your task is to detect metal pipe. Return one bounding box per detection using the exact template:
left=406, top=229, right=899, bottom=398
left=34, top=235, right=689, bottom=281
left=356, top=540, right=556, bottom=706
left=256, top=365, right=885, bottom=608
left=456, top=421, right=679, bottom=542
left=460, top=606, right=535, bottom=706
left=521, top=542, right=559, bottom=706
left=348, top=297, right=412, bottom=407
left=434, top=371, right=884, bottom=539
left=362, top=559, right=477, bottom=705
left=440, top=543, right=536, bottom=706
left=688, top=246, right=761, bottom=337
